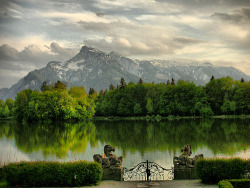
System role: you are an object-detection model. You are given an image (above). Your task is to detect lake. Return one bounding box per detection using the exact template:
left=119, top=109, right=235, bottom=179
left=0, top=118, right=249, bottom=171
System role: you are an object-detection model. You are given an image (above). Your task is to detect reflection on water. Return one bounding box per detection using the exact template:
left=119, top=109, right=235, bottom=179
left=0, top=119, right=249, bottom=168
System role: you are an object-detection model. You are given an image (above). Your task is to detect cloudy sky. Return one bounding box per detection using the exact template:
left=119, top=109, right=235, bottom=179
left=0, top=0, right=250, bottom=88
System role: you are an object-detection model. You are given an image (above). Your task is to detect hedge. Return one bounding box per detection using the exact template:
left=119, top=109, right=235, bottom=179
left=218, top=179, right=250, bottom=188
left=218, top=180, right=233, bottom=188
left=228, top=179, right=250, bottom=188
left=3, top=161, right=103, bottom=187
left=195, top=158, right=249, bottom=184
left=0, top=168, right=4, bottom=181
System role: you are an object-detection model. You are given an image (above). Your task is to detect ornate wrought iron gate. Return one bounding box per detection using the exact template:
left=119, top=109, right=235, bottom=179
left=123, top=160, right=174, bottom=181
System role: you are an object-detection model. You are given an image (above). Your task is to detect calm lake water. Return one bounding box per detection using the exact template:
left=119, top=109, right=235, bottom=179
left=0, top=119, right=249, bottom=170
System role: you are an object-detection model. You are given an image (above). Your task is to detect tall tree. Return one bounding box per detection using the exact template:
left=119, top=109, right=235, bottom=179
left=134, top=103, right=142, bottom=115
left=54, top=80, right=67, bottom=90
left=210, top=75, right=215, bottom=81
left=171, top=78, right=175, bottom=85
left=89, top=88, right=95, bottom=95
left=120, top=77, right=127, bottom=89
left=138, top=78, right=143, bottom=84
left=104, top=89, right=108, bottom=96
left=240, top=78, right=245, bottom=83
left=99, top=89, right=104, bottom=96
left=41, top=81, right=47, bottom=92
left=166, top=80, right=170, bottom=85
left=146, top=98, right=154, bottom=115
left=109, top=84, right=115, bottom=90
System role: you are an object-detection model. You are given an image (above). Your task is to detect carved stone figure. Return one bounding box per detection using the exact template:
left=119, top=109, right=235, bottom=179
left=174, top=144, right=203, bottom=168
left=93, top=154, right=111, bottom=168
left=93, top=145, right=123, bottom=168
left=104, top=145, right=115, bottom=157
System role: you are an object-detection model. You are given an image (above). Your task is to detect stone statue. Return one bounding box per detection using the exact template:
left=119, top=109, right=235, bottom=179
left=93, top=145, right=123, bottom=168
left=174, top=144, right=203, bottom=168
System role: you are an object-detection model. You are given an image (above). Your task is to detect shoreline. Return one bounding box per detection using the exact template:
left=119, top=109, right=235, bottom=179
left=93, top=115, right=250, bottom=121
left=1, top=115, right=249, bottom=121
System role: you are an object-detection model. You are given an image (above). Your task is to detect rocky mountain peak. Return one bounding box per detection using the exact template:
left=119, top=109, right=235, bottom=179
left=79, top=45, right=105, bottom=56
left=109, top=51, right=122, bottom=58
left=0, top=45, right=249, bottom=101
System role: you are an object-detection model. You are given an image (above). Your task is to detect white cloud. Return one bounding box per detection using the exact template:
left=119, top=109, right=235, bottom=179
left=0, top=0, right=250, bottom=88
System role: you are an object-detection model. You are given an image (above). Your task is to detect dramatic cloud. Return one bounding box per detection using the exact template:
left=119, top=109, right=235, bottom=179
left=212, top=8, right=250, bottom=25
left=0, top=0, right=250, bottom=88
left=0, top=43, right=78, bottom=87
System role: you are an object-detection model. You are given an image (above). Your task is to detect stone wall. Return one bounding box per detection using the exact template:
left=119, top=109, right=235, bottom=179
left=102, top=167, right=122, bottom=181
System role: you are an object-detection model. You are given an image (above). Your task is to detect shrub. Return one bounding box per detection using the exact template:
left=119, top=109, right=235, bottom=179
left=218, top=179, right=250, bottom=188
left=195, top=158, right=249, bottom=184
left=0, top=168, right=4, bottom=181
left=228, top=179, right=250, bottom=188
left=4, top=161, right=102, bottom=187
left=218, top=180, right=233, bottom=188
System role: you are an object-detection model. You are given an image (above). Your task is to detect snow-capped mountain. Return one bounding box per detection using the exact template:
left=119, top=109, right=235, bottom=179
left=0, top=46, right=249, bottom=100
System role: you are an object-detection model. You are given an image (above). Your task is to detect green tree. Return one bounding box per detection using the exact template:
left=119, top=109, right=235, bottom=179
left=13, top=89, right=33, bottom=120
left=0, top=99, right=4, bottom=117
left=171, top=78, right=175, bottom=85
left=234, top=82, right=250, bottom=114
left=0, top=99, right=4, bottom=108
left=210, top=75, right=215, bottom=81
left=205, top=77, right=236, bottom=115
left=99, top=89, right=104, bottom=96
left=68, top=86, right=87, bottom=98
left=54, top=80, right=67, bottom=90
left=5, top=99, right=14, bottom=111
left=146, top=98, right=154, bottom=114
left=117, top=98, right=132, bottom=116
left=109, top=84, right=115, bottom=90
left=120, top=77, right=127, bottom=89
left=2, top=106, right=10, bottom=117
left=138, top=78, right=143, bottom=84
left=134, top=103, right=142, bottom=115
left=221, top=100, right=236, bottom=114
left=40, top=81, right=52, bottom=92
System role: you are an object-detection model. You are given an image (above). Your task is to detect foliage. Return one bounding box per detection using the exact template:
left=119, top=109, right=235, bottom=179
left=95, top=77, right=249, bottom=117
left=195, top=158, right=249, bottom=184
left=1, top=77, right=249, bottom=119
left=134, top=103, right=142, bottom=115
left=228, top=179, right=250, bottom=188
left=4, top=161, right=102, bottom=187
left=146, top=98, right=153, bottom=114
left=0, top=168, right=4, bottom=181
left=13, top=84, right=94, bottom=121
left=218, top=180, right=234, bottom=188
left=218, top=179, right=250, bottom=188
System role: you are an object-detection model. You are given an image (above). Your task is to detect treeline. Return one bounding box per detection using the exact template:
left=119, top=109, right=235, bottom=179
left=95, top=77, right=249, bottom=117
left=0, top=76, right=249, bottom=120
left=4, top=81, right=96, bottom=121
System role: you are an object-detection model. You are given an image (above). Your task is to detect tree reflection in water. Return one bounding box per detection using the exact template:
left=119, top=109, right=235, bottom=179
left=0, top=118, right=249, bottom=159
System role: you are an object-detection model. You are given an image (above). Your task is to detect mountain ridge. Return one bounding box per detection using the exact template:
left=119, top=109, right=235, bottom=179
left=0, top=45, right=249, bottom=100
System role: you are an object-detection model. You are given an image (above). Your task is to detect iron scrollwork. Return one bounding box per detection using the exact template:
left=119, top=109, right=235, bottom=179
left=123, top=160, right=174, bottom=181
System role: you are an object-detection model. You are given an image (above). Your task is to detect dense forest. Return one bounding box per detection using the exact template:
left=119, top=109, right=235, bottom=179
left=95, top=76, right=249, bottom=117
left=0, top=76, right=249, bottom=120
left=0, top=81, right=95, bottom=121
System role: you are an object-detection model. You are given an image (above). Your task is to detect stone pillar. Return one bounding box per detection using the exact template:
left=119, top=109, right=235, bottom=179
left=174, top=166, right=198, bottom=180
left=102, top=166, right=123, bottom=181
